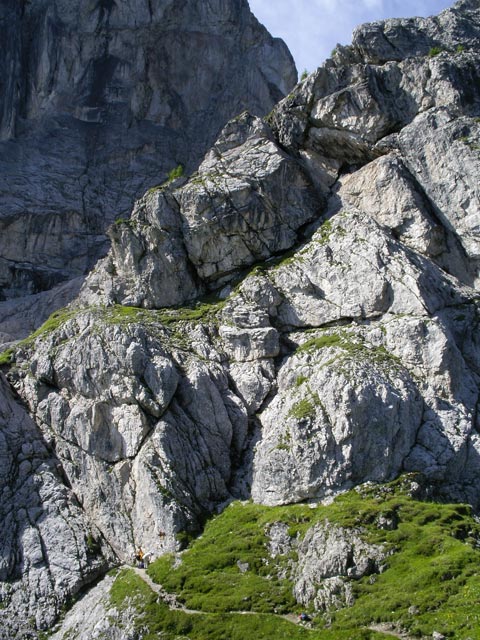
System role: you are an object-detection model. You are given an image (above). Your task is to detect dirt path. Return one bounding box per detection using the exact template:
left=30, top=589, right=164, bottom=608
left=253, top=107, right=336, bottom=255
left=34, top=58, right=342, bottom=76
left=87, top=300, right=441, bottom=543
left=133, top=568, right=415, bottom=637
left=133, top=567, right=202, bottom=614
left=132, top=566, right=301, bottom=623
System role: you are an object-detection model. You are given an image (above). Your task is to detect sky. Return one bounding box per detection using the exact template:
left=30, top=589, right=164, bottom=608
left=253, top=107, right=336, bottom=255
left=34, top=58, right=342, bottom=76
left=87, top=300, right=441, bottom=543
left=248, top=0, right=455, bottom=74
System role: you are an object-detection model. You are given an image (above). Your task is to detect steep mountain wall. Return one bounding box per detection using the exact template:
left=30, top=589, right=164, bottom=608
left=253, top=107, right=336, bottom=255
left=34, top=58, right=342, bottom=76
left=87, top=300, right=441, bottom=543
left=1, top=1, right=480, bottom=638
left=0, top=0, right=295, bottom=338
left=0, top=372, right=112, bottom=639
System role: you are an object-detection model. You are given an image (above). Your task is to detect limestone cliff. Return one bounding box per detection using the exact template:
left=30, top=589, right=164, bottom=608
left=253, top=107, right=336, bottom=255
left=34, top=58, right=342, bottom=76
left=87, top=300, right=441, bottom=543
left=1, top=1, right=480, bottom=638
left=0, top=0, right=295, bottom=340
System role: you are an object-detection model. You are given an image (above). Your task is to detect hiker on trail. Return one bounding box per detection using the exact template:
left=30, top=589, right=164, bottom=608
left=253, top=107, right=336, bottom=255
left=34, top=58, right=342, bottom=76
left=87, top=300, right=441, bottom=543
left=299, top=612, right=311, bottom=622
left=135, top=547, right=145, bottom=568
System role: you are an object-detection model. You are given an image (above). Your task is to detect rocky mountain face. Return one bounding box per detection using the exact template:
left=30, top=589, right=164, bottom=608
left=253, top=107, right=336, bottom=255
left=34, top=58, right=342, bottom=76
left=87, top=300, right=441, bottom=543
left=1, top=0, right=480, bottom=638
left=0, top=0, right=295, bottom=342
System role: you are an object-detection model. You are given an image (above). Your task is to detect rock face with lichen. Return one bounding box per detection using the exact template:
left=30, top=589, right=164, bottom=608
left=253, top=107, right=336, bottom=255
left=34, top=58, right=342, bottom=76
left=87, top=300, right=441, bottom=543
left=1, top=1, right=480, bottom=637
left=0, top=0, right=296, bottom=341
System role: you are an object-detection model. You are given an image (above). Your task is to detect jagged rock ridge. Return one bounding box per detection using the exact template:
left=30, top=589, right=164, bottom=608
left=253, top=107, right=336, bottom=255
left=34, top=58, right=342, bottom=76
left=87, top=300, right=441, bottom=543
left=1, top=0, right=480, bottom=637
left=0, top=0, right=295, bottom=341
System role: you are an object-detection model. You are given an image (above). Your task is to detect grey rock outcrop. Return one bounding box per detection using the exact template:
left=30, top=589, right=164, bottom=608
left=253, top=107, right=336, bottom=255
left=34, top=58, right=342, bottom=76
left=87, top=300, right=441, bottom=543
left=227, top=211, right=480, bottom=506
left=0, top=373, right=110, bottom=639
left=0, top=0, right=295, bottom=321
left=67, top=0, right=480, bottom=517
left=79, top=112, right=320, bottom=308
left=81, top=2, right=480, bottom=311
left=292, top=522, right=388, bottom=611
left=10, top=310, right=249, bottom=564
left=2, top=0, right=480, bottom=636
left=336, top=0, right=480, bottom=65
left=49, top=573, right=139, bottom=640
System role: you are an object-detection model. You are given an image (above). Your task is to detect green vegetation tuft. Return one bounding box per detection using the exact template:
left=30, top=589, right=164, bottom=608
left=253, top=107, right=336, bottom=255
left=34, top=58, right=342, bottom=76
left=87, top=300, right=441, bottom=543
left=313, top=217, right=349, bottom=245
left=296, top=332, right=344, bottom=353
left=0, top=347, right=15, bottom=366
left=295, top=330, right=401, bottom=373
left=146, top=184, right=162, bottom=195
left=428, top=46, right=443, bottom=57
left=27, top=308, right=77, bottom=341
left=0, top=307, right=78, bottom=366
left=295, top=375, right=308, bottom=387
left=315, top=219, right=333, bottom=244
left=288, top=398, right=316, bottom=421
left=113, top=217, right=130, bottom=225
left=145, top=164, right=184, bottom=195
left=301, top=69, right=309, bottom=81
left=167, top=164, right=184, bottom=182
left=158, top=300, right=225, bottom=326
left=85, top=533, right=100, bottom=556
left=102, top=297, right=226, bottom=328
left=102, top=305, right=150, bottom=324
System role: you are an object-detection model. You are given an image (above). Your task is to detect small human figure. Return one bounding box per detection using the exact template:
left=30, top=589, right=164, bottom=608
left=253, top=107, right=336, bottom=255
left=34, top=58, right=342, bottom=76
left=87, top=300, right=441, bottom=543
left=135, top=547, right=145, bottom=568
left=299, top=612, right=311, bottom=622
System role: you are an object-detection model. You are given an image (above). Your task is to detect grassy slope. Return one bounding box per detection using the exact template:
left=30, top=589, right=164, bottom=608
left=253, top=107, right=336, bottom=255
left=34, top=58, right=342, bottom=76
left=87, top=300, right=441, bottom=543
left=109, top=476, right=480, bottom=639
left=0, top=298, right=226, bottom=366
left=111, top=569, right=383, bottom=640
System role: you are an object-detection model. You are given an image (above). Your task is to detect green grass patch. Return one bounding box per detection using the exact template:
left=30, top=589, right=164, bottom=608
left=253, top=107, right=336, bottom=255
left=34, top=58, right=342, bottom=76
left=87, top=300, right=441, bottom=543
left=332, top=501, right=480, bottom=637
left=25, top=308, right=77, bottom=341
left=101, top=297, right=226, bottom=328
left=110, top=569, right=338, bottom=640
left=428, top=46, right=443, bottom=57
left=147, top=489, right=383, bottom=614
left=0, top=347, right=15, bottom=366
left=167, top=164, right=184, bottom=182
left=142, top=476, right=480, bottom=639
left=295, top=331, right=401, bottom=371
left=288, top=398, right=316, bottom=421
left=295, top=375, right=309, bottom=387
left=296, top=332, right=344, bottom=353
left=110, top=568, right=157, bottom=609
left=148, top=502, right=298, bottom=615
left=0, top=307, right=78, bottom=366
left=0, top=295, right=228, bottom=366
